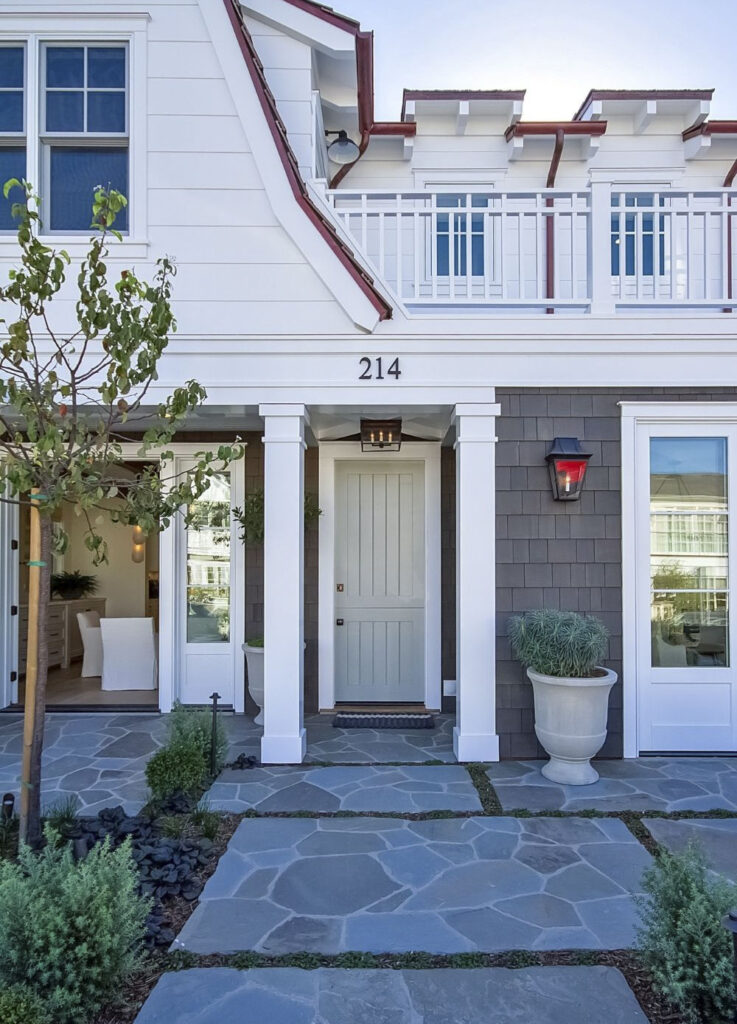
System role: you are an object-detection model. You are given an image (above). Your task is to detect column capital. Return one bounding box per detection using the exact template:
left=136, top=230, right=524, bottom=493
left=452, top=403, right=500, bottom=445
left=452, top=403, right=501, bottom=420
left=259, top=403, right=310, bottom=425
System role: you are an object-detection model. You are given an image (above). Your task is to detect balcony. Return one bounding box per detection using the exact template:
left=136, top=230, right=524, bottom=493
left=322, top=188, right=737, bottom=314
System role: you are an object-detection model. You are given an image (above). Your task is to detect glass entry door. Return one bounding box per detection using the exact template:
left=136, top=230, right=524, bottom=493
left=175, top=456, right=244, bottom=708
left=636, top=424, right=737, bottom=751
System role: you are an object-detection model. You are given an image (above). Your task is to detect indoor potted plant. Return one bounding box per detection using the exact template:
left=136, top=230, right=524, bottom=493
left=50, top=570, right=98, bottom=600
left=508, top=609, right=616, bottom=785
left=233, top=488, right=319, bottom=724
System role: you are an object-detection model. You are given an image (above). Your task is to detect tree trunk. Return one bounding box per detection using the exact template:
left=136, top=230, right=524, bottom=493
left=19, top=503, right=52, bottom=846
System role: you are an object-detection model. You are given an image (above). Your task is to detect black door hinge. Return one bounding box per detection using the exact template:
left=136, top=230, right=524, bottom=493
left=10, top=539, right=18, bottom=550
left=10, top=671, right=16, bottom=683
left=10, top=606, right=17, bottom=616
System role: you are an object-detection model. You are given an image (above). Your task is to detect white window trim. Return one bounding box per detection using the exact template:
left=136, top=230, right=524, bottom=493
left=0, top=12, right=148, bottom=257
left=620, top=401, right=737, bottom=756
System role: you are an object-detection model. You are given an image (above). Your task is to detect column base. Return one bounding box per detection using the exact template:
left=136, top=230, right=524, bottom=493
left=261, top=729, right=307, bottom=765
left=453, top=727, right=500, bottom=763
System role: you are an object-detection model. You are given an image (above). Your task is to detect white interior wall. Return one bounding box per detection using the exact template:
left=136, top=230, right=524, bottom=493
left=62, top=502, right=147, bottom=618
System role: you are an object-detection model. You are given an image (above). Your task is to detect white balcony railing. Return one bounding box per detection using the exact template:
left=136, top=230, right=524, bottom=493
left=323, top=187, right=737, bottom=313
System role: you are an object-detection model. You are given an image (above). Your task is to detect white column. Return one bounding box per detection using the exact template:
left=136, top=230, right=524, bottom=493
left=453, top=403, right=501, bottom=762
left=260, top=404, right=308, bottom=764
left=589, top=179, right=616, bottom=315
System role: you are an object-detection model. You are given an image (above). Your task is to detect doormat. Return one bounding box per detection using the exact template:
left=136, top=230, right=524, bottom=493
left=333, top=713, right=435, bottom=730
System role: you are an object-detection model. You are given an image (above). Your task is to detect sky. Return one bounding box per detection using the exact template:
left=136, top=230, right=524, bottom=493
left=329, top=0, right=737, bottom=122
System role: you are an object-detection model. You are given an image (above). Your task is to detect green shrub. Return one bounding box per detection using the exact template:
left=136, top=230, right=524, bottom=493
left=508, top=609, right=609, bottom=677
left=168, top=700, right=227, bottom=770
left=190, top=799, right=221, bottom=841
left=145, top=736, right=207, bottom=800
left=636, top=841, right=736, bottom=1024
left=0, top=826, right=149, bottom=1024
left=0, top=983, right=50, bottom=1024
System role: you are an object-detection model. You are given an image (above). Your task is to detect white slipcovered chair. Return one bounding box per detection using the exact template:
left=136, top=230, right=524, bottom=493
left=654, top=632, right=688, bottom=668
left=76, top=610, right=103, bottom=678
left=100, top=617, right=158, bottom=691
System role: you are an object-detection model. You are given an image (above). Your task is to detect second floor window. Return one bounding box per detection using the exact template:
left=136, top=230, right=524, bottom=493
left=435, top=194, right=487, bottom=277
left=42, top=44, right=129, bottom=232
left=611, top=192, right=666, bottom=277
left=0, top=45, right=26, bottom=232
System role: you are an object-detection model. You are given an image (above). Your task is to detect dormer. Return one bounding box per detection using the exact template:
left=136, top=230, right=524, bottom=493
left=573, top=89, right=712, bottom=134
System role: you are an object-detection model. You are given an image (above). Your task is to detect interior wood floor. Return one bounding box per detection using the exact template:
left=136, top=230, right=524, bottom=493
left=16, top=661, right=159, bottom=708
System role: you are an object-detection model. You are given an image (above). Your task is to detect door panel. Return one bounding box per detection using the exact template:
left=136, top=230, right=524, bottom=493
left=636, top=425, right=737, bottom=751
left=335, top=461, right=424, bottom=702
left=0, top=484, right=19, bottom=708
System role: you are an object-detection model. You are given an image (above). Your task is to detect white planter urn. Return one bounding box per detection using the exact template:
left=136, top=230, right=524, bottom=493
left=242, top=643, right=264, bottom=725
left=527, top=666, right=617, bottom=785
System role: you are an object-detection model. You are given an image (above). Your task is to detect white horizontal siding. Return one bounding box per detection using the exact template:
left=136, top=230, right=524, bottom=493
left=149, top=188, right=279, bottom=227
left=148, top=151, right=263, bottom=190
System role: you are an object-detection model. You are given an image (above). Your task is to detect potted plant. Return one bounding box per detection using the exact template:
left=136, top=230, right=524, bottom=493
left=233, top=489, right=319, bottom=723
left=50, top=571, right=98, bottom=601
left=508, top=609, right=616, bottom=785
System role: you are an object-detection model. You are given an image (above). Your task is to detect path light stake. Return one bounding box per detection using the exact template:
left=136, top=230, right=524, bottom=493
left=209, top=692, right=221, bottom=776
left=723, top=908, right=737, bottom=1023
left=2, top=793, right=14, bottom=822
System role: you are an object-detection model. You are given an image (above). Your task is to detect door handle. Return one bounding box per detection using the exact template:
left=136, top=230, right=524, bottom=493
left=336, top=619, right=344, bottom=626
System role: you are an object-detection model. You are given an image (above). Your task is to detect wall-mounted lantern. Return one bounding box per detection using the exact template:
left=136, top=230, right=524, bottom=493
left=360, top=419, right=402, bottom=452
left=545, top=437, right=592, bottom=502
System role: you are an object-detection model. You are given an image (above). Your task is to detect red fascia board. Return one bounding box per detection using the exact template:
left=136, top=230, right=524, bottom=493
left=222, top=0, right=391, bottom=321
left=574, top=88, right=714, bottom=121
left=401, top=88, right=526, bottom=120
left=505, top=121, right=608, bottom=142
left=683, top=119, right=737, bottom=141
left=279, top=0, right=360, bottom=34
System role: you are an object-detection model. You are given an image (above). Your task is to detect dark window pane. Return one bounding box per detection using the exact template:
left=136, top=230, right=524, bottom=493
left=49, top=147, right=128, bottom=231
left=87, top=91, right=126, bottom=133
left=472, top=233, right=484, bottom=276
left=611, top=214, right=620, bottom=275
left=650, top=437, right=727, bottom=509
left=46, top=91, right=83, bottom=132
left=0, top=47, right=24, bottom=88
left=46, top=47, right=84, bottom=88
left=0, top=92, right=23, bottom=133
left=436, top=194, right=461, bottom=208
left=87, top=47, right=126, bottom=89
left=642, top=232, right=653, bottom=275
left=0, top=147, right=25, bottom=231
left=625, top=233, right=635, bottom=275
left=436, top=235, right=449, bottom=276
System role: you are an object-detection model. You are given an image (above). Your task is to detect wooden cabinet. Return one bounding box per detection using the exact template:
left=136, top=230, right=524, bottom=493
left=19, top=598, right=107, bottom=673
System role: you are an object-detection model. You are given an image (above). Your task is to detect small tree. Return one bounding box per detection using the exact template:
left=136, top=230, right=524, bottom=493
left=0, top=181, right=242, bottom=844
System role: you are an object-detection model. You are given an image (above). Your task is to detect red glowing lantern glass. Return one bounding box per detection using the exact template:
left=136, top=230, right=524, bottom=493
left=545, top=437, right=592, bottom=502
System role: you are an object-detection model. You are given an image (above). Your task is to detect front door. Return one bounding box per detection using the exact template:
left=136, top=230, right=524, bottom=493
left=636, top=424, right=737, bottom=752
left=334, top=460, right=425, bottom=703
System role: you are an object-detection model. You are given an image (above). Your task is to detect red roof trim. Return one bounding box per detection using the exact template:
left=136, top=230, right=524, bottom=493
left=401, top=89, right=526, bottom=120
left=683, top=120, right=737, bottom=141
left=278, top=0, right=361, bottom=34
left=574, top=88, right=713, bottom=121
left=505, top=121, right=608, bottom=142
left=222, top=0, right=391, bottom=321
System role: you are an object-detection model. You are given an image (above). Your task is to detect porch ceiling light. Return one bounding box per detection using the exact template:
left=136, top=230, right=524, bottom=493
left=546, top=437, right=592, bottom=502
left=360, top=419, right=402, bottom=452
left=325, top=129, right=360, bottom=165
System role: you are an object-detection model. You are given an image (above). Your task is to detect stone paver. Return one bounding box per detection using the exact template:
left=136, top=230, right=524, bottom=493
left=205, top=764, right=482, bottom=813
left=304, top=713, right=456, bottom=764
left=643, top=818, right=737, bottom=882
left=0, top=712, right=260, bottom=816
left=174, top=816, right=651, bottom=954
left=488, top=758, right=737, bottom=812
left=134, top=966, right=649, bottom=1024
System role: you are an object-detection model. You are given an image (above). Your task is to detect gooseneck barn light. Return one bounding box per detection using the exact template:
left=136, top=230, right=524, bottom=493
left=325, top=129, right=360, bottom=165
left=546, top=437, right=592, bottom=502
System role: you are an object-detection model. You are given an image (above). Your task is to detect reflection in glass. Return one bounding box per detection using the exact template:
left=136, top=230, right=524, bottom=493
left=650, top=437, right=729, bottom=668
left=186, top=474, right=230, bottom=644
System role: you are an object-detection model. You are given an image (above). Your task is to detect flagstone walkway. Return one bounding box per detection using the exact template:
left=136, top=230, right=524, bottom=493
left=134, top=966, right=649, bottom=1024
left=487, top=757, right=737, bottom=812
left=205, top=764, right=482, bottom=813
left=643, top=817, right=737, bottom=881
left=173, top=816, right=652, bottom=954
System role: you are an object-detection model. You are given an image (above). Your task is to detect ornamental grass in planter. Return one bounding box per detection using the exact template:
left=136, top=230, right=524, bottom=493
left=508, top=609, right=615, bottom=785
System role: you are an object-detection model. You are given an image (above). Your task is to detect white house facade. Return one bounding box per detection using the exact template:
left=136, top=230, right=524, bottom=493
left=1, top=0, right=737, bottom=763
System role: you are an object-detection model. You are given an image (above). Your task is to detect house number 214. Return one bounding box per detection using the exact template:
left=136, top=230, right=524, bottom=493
left=358, top=356, right=401, bottom=380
